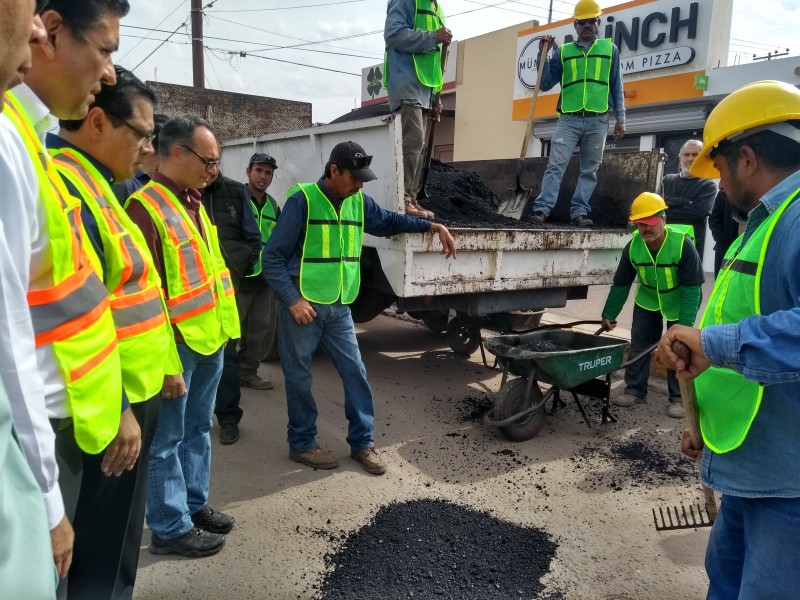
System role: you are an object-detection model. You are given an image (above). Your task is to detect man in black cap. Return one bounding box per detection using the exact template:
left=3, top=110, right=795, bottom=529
left=201, top=158, right=262, bottom=444
left=264, top=141, right=456, bottom=474
left=236, top=152, right=281, bottom=394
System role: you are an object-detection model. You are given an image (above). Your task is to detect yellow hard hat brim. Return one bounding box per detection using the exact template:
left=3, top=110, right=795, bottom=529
left=689, top=148, right=719, bottom=179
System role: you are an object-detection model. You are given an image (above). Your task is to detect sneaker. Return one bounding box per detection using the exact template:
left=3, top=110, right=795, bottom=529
left=350, top=447, right=387, bottom=475
left=240, top=374, right=273, bottom=390
left=613, top=393, right=643, bottom=407
left=667, top=403, right=686, bottom=419
left=191, top=505, right=235, bottom=534
left=404, top=201, right=433, bottom=220
left=289, top=446, right=340, bottom=470
left=219, top=423, right=239, bottom=445
left=149, top=527, right=225, bottom=557
left=529, top=211, right=548, bottom=224
left=571, top=215, right=594, bottom=227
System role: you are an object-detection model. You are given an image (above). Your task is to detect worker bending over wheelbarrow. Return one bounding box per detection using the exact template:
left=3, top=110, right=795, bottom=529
left=599, top=192, right=704, bottom=418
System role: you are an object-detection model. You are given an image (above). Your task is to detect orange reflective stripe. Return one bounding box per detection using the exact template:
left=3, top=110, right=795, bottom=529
left=33, top=286, right=112, bottom=347
left=68, top=337, right=119, bottom=382
left=27, top=262, right=93, bottom=305
left=110, top=292, right=167, bottom=339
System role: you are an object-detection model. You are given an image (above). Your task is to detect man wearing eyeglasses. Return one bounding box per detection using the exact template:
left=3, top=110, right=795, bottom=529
left=264, top=141, right=456, bottom=475
left=45, top=65, right=184, bottom=598
left=126, top=115, right=240, bottom=558
left=524, top=0, right=626, bottom=227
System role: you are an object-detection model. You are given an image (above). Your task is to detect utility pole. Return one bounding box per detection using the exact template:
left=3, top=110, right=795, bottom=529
left=191, top=0, right=204, bottom=88
left=548, top=0, right=553, bottom=23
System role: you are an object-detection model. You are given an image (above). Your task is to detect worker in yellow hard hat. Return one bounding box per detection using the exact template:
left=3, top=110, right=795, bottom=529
left=658, top=80, right=800, bottom=599
left=524, top=0, right=626, bottom=227
left=600, top=191, right=704, bottom=418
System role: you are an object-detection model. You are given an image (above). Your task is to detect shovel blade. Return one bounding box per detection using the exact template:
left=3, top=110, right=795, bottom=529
left=497, top=186, right=532, bottom=220
left=652, top=502, right=715, bottom=531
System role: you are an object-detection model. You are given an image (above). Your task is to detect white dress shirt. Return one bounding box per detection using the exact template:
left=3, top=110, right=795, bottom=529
left=0, top=84, right=65, bottom=528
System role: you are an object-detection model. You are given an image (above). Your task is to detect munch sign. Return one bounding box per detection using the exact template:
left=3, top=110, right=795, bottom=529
left=517, top=1, right=702, bottom=90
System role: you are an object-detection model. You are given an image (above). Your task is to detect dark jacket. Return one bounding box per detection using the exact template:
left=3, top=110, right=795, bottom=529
left=200, top=173, right=262, bottom=287
left=708, top=191, right=740, bottom=275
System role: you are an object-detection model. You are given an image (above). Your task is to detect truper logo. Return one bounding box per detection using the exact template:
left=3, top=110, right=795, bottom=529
left=578, top=355, right=613, bottom=372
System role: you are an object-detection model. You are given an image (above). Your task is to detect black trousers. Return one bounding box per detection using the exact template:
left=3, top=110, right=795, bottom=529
left=55, top=396, right=161, bottom=600
left=215, top=339, right=243, bottom=426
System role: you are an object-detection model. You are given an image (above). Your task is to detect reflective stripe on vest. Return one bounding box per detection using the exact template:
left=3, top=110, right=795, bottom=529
left=560, top=38, right=613, bottom=114
left=629, top=225, right=689, bottom=321
left=383, top=0, right=445, bottom=93
left=51, top=148, right=183, bottom=402
left=248, top=194, right=278, bottom=278
left=695, top=187, right=800, bottom=453
left=3, top=91, right=122, bottom=454
left=296, top=182, right=364, bottom=305
left=127, top=183, right=239, bottom=354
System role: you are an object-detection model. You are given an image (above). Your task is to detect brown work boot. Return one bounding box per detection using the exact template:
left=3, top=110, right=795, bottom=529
left=404, top=201, right=434, bottom=220
left=350, top=447, right=387, bottom=475
left=240, top=373, right=273, bottom=390
left=289, top=446, right=340, bottom=470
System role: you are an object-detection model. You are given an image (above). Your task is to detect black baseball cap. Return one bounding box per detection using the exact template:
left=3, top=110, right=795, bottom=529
left=329, top=141, right=377, bottom=182
left=248, top=152, right=278, bottom=169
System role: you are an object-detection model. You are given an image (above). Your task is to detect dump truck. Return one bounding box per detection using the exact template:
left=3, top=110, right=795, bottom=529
left=220, top=114, right=664, bottom=356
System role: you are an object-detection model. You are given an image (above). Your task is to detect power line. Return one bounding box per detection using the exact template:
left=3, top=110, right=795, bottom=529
left=206, top=45, right=361, bottom=76
left=119, top=0, right=188, bottom=61
left=204, top=47, right=224, bottom=88
left=132, top=22, right=189, bottom=71
left=207, top=0, right=367, bottom=12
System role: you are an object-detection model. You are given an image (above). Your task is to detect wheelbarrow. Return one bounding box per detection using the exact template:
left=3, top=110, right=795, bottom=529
left=482, top=325, right=657, bottom=441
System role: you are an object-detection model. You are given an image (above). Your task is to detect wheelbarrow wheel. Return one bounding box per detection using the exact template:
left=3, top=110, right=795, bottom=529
left=446, top=315, right=481, bottom=356
left=496, top=377, right=546, bottom=442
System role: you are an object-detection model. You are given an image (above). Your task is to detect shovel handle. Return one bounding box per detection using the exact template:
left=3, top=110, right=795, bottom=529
left=672, top=340, right=717, bottom=521
left=518, top=39, right=550, bottom=160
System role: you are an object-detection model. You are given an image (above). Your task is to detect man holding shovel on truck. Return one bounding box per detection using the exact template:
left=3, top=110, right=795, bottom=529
left=658, top=80, right=800, bottom=600
left=384, top=0, right=452, bottom=220
left=600, top=192, right=704, bottom=419
left=524, top=0, right=626, bottom=227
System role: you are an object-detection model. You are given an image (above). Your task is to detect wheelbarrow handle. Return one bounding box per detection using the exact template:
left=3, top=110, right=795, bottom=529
left=618, top=341, right=660, bottom=369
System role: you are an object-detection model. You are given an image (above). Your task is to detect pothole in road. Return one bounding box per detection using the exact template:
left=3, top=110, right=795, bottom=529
left=317, top=498, right=560, bottom=599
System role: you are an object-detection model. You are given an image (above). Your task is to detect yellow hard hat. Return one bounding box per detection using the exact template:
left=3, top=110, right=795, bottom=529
left=629, top=192, right=668, bottom=223
left=574, top=0, right=602, bottom=20
left=691, top=80, right=800, bottom=179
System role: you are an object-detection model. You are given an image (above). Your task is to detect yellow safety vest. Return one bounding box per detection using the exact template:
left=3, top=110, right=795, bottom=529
left=560, top=38, right=613, bottom=114
left=127, top=182, right=240, bottom=354
left=3, top=91, right=122, bottom=455
left=50, top=147, right=183, bottom=402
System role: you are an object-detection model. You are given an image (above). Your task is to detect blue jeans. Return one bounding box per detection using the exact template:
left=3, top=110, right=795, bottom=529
left=706, top=494, right=800, bottom=599
left=531, top=113, right=609, bottom=218
left=277, top=299, right=374, bottom=453
left=146, top=343, right=224, bottom=540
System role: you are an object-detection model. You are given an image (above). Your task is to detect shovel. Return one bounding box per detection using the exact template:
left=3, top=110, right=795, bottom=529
left=497, top=39, right=550, bottom=219
left=652, top=340, right=717, bottom=531
left=416, top=43, right=450, bottom=202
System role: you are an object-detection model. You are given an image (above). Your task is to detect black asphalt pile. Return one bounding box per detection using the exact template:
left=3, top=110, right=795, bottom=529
left=518, top=339, right=566, bottom=353
left=455, top=394, right=494, bottom=422
left=570, top=437, right=694, bottom=489
left=318, top=499, right=558, bottom=600
left=419, top=160, right=534, bottom=230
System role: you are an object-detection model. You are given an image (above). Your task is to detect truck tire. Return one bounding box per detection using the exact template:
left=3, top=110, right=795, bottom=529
left=446, top=315, right=481, bottom=356
left=259, top=288, right=280, bottom=362
left=495, top=378, right=546, bottom=442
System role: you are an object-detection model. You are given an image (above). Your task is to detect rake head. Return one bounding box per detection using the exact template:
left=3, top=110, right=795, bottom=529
left=652, top=502, right=715, bottom=531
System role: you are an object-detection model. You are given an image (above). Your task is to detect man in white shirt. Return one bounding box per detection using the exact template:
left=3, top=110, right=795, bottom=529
left=0, top=0, right=65, bottom=591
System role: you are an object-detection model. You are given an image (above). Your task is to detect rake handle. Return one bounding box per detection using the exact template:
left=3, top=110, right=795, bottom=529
left=672, top=340, right=717, bottom=522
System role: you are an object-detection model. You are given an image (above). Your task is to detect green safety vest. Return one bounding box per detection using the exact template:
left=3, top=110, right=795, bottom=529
left=383, top=0, right=445, bottom=93
left=629, top=224, right=694, bottom=321
left=127, top=182, right=240, bottom=354
left=50, top=147, right=183, bottom=402
left=3, top=91, right=122, bottom=455
left=248, top=194, right=279, bottom=278
left=295, top=182, right=364, bottom=305
left=560, top=38, right=613, bottom=114
left=695, top=187, right=800, bottom=453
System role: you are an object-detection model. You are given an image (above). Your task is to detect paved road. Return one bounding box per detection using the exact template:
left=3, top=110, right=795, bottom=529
left=134, top=287, right=713, bottom=599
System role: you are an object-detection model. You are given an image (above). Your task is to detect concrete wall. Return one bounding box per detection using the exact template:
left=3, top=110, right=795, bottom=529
left=147, top=82, right=312, bottom=143
left=453, top=21, right=536, bottom=162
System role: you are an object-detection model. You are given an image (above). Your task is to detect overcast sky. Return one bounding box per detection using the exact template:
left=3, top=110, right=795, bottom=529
left=115, top=0, right=799, bottom=123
